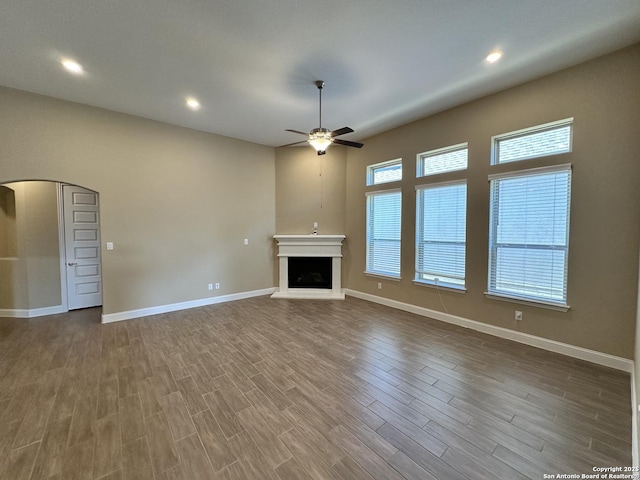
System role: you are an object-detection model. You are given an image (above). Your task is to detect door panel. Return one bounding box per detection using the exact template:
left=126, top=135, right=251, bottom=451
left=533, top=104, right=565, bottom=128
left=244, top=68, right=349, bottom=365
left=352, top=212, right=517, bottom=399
left=64, top=185, right=102, bottom=310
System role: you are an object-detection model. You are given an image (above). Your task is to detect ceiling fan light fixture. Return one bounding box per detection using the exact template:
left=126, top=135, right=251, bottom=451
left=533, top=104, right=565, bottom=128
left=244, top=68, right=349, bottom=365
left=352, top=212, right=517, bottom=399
left=308, top=128, right=333, bottom=154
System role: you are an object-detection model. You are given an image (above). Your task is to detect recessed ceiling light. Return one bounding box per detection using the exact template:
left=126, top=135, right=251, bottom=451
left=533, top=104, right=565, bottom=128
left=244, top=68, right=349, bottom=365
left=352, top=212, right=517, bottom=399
left=485, top=50, right=503, bottom=64
left=186, top=97, right=201, bottom=110
left=61, top=59, right=84, bottom=74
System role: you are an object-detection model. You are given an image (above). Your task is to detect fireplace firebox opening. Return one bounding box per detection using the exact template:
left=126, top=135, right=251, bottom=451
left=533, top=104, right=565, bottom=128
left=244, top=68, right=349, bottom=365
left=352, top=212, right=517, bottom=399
left=288, top=257, right=332, bottom=289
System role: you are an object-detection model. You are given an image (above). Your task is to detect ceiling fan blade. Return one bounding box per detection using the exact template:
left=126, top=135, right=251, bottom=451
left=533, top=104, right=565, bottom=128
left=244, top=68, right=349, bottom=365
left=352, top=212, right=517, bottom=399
left=279, top=140, right=308, bottom=147
left=333, top=138, right=364, bottom=148
left=285, top=129, right=309, bottom=136
left=330, top=127, right=354, bottom=137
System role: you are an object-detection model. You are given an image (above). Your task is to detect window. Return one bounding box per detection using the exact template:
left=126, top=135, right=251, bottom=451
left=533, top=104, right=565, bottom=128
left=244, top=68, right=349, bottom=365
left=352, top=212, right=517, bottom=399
left=415, top=181, right=467, bottom=289
left=365, top=158, right=403, bottom=278
left=417, top=143, right=468, bottom=177
left=487, top=164, right=571, bottom=308
left=367, top=158, right=402, bottom=186
left=365, top=189, right=401, bottom=277
left=492, top=118, right=572, bottom=165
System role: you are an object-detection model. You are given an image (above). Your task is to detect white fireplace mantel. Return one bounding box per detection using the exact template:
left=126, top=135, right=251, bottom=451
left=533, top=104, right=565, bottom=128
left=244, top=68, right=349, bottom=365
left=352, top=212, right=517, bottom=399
left=271, top=234, right=345, bottom=300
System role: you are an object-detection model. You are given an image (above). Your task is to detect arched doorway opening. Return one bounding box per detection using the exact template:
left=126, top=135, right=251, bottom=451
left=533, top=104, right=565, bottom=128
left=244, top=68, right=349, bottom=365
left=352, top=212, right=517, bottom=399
left=0, top=180, right=102, bottom=318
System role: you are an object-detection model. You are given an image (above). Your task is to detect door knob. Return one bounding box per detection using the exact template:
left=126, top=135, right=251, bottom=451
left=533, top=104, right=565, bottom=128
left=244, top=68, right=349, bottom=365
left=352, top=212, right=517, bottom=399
left=68, top=262, right=77, bottom=266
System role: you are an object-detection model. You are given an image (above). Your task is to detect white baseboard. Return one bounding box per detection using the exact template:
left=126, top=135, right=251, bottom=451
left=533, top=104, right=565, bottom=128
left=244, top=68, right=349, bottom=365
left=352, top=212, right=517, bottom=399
left=101, top=287, right=277, bottom=324
left=0, top=308, right=29, bottom=318
left=344, top=289, right=633, bottom=373
left=0, top=305, right=67, bottom=318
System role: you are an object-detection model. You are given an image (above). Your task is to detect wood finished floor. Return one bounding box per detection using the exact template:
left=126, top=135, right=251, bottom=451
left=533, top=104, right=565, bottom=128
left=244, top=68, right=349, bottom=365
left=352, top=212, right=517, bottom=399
left=0, top=296, right=631, bottom=480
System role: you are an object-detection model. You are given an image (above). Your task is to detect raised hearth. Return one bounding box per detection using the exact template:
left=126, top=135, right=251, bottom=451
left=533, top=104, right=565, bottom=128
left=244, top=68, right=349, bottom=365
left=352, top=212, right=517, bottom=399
left=271, top=234, right=345, bottom=300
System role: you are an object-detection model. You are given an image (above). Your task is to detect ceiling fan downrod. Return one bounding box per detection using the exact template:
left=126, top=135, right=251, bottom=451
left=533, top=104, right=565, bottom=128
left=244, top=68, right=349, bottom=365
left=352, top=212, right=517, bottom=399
left=316, top=80, right=324, bottom=129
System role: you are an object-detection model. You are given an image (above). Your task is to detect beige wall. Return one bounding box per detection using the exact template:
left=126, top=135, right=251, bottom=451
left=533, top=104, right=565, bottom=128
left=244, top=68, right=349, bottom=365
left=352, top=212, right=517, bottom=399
left=0, top=181, right=60, bottom=310
left=275, top=146, right=347, bottom=235
left=22, top=182, right=61, bottom=309
left=0, top=87, right=276, bottom=315
left=0, top=184, right=27, bottom=309
left=0, top=186, right=17, bottom=258
left=339, top=44, right=640, bottom=359
left=0, top=186, right=19, bottom=308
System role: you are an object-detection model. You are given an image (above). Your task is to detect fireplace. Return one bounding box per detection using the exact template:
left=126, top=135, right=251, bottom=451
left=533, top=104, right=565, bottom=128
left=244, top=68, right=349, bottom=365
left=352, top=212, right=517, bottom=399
left=272, top=235, right=345, bottom=299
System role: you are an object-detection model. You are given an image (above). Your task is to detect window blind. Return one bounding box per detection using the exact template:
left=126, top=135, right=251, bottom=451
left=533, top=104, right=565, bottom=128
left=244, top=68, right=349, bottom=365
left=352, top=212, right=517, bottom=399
left=494, top=119, right=572, bottom=164
left=488, top=165, right=571, bottom=305
left=366, top=189, right=401, bottom=277
left=415, top=181, right=467, bottom=287
left=367, top=159, right=402, bottom=185
left=418, top=144, right=468, bottom=177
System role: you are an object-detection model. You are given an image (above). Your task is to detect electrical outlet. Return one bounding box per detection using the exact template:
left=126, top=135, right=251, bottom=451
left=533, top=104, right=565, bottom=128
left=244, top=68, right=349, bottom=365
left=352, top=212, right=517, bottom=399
left=215, top=283, right=220, bottom=290
left=515, top=310, right=523, bottom=321
left=377, top=282, right=382, bottom=290
left=243, top=238, right=249, bottom=245
left=208, top=283, right=213, bottom=291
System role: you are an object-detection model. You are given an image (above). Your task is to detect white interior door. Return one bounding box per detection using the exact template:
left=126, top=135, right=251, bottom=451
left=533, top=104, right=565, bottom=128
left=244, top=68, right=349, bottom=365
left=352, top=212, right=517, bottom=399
left=63, top=185, right=102, bottom=310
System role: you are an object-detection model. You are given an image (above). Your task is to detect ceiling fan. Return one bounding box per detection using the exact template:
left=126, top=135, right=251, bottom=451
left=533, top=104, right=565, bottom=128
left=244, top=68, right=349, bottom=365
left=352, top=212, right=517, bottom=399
left=282, top=80, right=364, bottom=155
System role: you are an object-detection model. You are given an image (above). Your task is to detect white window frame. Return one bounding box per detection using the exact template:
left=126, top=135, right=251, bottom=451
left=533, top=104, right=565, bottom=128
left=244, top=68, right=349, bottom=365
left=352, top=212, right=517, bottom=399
left=414, top=180, right=467, bottom=291
left=365, top=188, right=402, bottom=279
left=491, top=118, right=573, bottom=165
left=366, top=158, right=402, bottom=186
left=416, top=142, right=468, bottom=177
left=485, top=163, right=572, bottom=311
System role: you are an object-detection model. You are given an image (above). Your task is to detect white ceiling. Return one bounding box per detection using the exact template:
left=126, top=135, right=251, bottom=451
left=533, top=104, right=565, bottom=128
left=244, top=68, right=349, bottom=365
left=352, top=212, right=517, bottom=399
left=2, top=0, right=640, bottom=148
